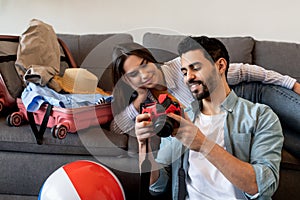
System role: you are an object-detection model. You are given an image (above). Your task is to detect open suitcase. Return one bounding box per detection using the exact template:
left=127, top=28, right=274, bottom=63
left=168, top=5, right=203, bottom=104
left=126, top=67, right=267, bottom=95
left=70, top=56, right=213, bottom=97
left=1, top=34, right=113, bottom=144
left=7, top=98, right=113, bottom=142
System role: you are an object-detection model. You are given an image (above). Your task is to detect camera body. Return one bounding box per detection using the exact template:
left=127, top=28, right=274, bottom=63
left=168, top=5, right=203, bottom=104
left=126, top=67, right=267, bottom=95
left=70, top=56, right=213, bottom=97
left=141, top=94, right=182, bottom=137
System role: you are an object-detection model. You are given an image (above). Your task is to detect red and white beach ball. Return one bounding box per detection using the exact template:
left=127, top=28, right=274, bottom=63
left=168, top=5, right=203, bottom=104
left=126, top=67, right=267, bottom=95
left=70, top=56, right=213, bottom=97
left=38, top=160, right=125, bottom=200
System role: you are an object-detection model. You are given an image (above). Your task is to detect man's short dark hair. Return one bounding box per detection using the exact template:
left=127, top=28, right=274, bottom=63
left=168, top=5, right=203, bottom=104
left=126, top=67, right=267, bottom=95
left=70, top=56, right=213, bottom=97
left=178, top=36, right=230, bottom=78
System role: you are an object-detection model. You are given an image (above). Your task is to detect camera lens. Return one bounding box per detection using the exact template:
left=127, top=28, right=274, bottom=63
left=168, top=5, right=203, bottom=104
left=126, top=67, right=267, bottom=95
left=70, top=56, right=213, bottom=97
left=153, top=114, right=166, bottom=132
left=155, top=117, right=174, bottom=137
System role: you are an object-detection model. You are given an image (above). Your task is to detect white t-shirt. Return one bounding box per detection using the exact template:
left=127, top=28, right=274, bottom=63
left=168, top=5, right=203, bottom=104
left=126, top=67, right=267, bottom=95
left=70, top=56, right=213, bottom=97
left=186, top=112, right=247, bottom=200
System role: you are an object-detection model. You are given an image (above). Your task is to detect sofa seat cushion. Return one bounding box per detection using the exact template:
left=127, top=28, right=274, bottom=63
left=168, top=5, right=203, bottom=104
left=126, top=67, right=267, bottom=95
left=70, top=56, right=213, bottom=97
left=0, top=117, right=128, bottom=156
left=0, top=195, right=37, bottom=200
left=0, top=151, right=140, bottom=199
left=143, top=32, right=255, bottom=64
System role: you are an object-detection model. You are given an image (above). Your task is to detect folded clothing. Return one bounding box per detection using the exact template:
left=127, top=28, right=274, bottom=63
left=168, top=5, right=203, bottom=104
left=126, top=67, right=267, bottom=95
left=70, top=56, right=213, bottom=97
left=21, top=82, right=113, bottom=112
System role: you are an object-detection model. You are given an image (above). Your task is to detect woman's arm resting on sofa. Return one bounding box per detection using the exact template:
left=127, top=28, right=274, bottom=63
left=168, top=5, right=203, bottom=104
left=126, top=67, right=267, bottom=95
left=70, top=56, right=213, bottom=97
left=228, top=63, right=296, bottom=90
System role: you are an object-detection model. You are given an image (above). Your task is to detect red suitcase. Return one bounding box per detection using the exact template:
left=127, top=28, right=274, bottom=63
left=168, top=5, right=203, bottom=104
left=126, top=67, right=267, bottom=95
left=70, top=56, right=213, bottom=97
left=0, top=74, right=16, bottom=114
left=8, top=98, right=113, bottom=141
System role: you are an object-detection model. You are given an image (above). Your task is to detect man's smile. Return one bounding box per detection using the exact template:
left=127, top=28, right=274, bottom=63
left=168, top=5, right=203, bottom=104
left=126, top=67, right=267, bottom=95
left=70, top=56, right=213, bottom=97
left=188, top=81, right=204, bottom=92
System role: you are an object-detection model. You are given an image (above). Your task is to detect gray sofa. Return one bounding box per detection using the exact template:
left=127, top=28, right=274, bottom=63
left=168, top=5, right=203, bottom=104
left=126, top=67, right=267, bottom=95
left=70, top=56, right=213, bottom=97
left=0, top=32, right=299, bottom=200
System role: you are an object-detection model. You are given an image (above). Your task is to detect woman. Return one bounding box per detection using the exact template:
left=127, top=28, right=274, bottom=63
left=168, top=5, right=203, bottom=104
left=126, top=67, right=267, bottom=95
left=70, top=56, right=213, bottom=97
left=110, top=42, right=300, bottom=156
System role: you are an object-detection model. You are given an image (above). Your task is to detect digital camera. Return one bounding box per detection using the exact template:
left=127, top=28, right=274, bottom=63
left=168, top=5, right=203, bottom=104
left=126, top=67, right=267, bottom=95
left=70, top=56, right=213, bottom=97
left=140, top=94, right=182, bottom=137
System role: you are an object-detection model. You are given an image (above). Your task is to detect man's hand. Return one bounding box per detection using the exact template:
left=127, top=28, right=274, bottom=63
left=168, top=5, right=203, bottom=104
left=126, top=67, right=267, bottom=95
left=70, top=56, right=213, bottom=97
left=135, top=113, right=160, bottom=184
left=168, top=112, right=206, bottom=152
left=293, top=82, right=300, bottom=95
left=168, top=113, right=258, bottom=195
left=135, top=113, right=156, bottom=145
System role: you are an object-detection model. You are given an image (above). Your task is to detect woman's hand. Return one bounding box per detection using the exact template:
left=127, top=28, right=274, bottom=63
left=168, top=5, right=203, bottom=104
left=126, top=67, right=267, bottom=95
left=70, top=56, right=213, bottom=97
left=123, top=76, right=148, bottom=110
left=132, top=87, right=148, bottom=111
left=293, top=82, right=300, bottom=95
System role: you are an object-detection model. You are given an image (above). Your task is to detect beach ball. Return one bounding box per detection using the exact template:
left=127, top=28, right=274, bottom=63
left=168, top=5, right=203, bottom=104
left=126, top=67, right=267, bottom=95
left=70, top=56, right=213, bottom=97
left=38, top=160, right=125, bottom=200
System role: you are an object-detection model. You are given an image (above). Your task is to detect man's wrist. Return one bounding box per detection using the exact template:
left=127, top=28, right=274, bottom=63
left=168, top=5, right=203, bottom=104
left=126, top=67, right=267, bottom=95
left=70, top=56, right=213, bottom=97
left=199, top=137, right=216, bottom=157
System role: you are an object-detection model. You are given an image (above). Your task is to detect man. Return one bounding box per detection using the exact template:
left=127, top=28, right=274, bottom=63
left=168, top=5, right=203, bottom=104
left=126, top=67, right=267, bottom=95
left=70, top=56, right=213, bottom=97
left=135, top=36, right=283, bottom=199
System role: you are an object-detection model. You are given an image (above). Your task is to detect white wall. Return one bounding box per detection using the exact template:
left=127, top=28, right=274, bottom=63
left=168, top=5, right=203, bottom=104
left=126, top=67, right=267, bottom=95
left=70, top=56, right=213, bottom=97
left=1, top=0, right=300, bottom=43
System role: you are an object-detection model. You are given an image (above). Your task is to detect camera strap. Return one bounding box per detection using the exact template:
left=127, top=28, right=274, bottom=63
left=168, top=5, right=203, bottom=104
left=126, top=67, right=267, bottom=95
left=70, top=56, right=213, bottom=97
left=139, top=139, right=152, bottom=200
left=178, top=145, right=187, bottom=200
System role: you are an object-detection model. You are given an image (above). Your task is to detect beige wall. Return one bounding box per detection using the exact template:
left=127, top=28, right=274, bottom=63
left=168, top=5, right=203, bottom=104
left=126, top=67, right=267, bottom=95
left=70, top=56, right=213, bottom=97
left=1, top=0, right=299, bottom=43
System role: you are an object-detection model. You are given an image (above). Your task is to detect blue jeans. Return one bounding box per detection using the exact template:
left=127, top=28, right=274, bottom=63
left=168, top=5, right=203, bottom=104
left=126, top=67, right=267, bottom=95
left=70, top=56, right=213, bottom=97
left=231, top=82, right=300, bottom=157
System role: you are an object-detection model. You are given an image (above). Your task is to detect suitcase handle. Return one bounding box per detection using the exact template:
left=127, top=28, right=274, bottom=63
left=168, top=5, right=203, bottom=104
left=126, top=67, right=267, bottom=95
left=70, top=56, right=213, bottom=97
left=27, top=103, right=53, bottom=145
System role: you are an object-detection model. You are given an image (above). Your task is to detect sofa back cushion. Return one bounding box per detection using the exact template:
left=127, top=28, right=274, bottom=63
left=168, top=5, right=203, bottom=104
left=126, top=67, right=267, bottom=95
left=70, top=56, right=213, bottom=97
left=218, top=36, right=255, bottom=64
left=58, top=34, right=134, bottom=91
left=143, top=32, right=255, bottom=64
left=143, top=32, right=185, bottom=62
left=253, top=40, right=300, bottom=82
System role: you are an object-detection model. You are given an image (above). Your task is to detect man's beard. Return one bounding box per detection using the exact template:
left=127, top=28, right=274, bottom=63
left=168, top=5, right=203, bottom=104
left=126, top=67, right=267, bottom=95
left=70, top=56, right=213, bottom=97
left=189, top=80, right=210, bottom=101
left=194, top=85, right=210, bottom=100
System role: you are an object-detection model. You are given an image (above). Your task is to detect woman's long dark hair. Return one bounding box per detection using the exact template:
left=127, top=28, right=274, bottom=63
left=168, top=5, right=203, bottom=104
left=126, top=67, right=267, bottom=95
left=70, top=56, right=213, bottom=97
left=112, top=42, right=158, bottom=85
left=111, top=43, right=159, bottom=115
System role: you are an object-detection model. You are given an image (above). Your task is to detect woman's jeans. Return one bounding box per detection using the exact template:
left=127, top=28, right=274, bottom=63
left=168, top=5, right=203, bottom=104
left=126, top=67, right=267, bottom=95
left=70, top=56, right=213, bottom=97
left=231, top=82, right=300, bottom=157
